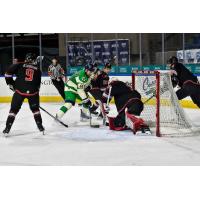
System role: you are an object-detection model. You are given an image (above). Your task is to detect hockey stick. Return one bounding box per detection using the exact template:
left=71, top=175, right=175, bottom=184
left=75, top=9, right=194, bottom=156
left=94, top=86, right=112, bottom=126
left=39, top=106, right=68, bottom=128
left=96, top=100, right=107, bottom=125
left=15, top=56, right=44, bottom=65
left=143, top=85, right=168, bottom=104
left=106, top=86, right=112, bottom=106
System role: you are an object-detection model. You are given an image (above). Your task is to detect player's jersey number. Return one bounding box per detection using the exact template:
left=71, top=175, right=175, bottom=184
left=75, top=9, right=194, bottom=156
left=25, top=68, right=34, bottom=81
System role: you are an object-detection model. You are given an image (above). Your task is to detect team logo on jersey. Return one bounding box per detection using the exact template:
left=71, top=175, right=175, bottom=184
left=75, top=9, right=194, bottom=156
left=82, top=77, right=86, bottom=82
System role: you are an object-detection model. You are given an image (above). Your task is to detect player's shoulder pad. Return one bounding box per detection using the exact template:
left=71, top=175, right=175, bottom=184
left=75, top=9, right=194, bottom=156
left=79, top=70, right=89, bottom=83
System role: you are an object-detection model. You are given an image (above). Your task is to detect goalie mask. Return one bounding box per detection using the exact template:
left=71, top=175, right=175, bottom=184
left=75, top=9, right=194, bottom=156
left=167, top=56, right=178, bottom=66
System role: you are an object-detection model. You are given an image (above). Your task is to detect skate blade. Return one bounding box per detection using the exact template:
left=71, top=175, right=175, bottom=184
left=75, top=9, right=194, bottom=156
left=135, top=130, right=152, bottom=136
left=3, top=133, right=9, bottom=138
left=41, top=131, right=45, bottom=135
left=32, top=131, right=46, bottom=139
left=97, top=116, right=103, bottom=120
left=80, top=117, right=90, bottom=122
left=91, top=113, right=99, bottom=117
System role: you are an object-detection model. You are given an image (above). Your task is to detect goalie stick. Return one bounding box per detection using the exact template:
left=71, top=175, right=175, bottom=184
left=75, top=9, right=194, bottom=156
left=106, top=86, right=112, bottom=106
left=39, top=106, right=68, bottom=128
left=95, top=86, right=112, bottom=126
left=143, top=82, right=168, bottom=104
left=143, top=87, right=168, bottom=104
left=96, top=100, right=108, bottom=126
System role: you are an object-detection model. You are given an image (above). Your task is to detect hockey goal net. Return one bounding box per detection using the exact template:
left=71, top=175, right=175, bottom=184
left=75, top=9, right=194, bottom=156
left=132, top=70, right=198, bottom=137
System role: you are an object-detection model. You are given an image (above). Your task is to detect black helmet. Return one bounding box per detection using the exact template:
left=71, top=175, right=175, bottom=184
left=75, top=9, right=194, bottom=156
left=92, top=61, right=98, bottom=68
left=25, top=53, right=37, bottom=63
left=84, top=63, right=98, bottom=73
left=168, top=56, right=178, bottom=65
left=104, top=62, right=112, bottom=69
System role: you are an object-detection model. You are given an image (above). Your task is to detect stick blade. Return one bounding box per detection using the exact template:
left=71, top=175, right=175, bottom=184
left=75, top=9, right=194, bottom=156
left=91, top=124, right=100, bottom=128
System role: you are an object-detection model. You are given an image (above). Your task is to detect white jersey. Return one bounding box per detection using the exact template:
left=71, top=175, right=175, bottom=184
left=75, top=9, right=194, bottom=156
left=48, top=64, right=64, bottom=80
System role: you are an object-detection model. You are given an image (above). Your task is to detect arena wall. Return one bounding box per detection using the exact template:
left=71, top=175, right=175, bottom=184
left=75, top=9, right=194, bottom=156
left=0, top=76, right=198, bottom=109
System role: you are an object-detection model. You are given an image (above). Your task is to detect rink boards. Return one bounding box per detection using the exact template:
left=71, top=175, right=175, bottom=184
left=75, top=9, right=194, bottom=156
left=0, top=76, right=199, bottom=109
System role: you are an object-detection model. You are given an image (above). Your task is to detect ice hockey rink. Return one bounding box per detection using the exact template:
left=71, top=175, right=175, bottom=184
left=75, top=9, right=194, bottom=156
left=0, top=102, right=200, bottom=166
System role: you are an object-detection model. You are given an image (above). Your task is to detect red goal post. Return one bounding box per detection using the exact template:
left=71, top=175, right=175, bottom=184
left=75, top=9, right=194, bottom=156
left=132, top=70, right=161, bottom=137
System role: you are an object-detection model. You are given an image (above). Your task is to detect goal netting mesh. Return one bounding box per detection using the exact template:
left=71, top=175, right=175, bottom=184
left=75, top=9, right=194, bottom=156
left=132, top=70, right=199, bottom=137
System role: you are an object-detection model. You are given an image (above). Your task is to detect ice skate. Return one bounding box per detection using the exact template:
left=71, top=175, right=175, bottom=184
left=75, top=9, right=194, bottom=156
left=2, top=125, right=11, bottom=137
left=80, top=109, right=91, bottom=122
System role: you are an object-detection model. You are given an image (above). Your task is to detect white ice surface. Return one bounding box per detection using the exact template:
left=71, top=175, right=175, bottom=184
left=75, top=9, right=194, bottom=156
left=1, top=102, right=200, bottom=166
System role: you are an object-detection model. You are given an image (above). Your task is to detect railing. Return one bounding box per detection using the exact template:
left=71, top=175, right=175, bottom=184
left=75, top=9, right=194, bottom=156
left=65, top=64, right=200, bottom=76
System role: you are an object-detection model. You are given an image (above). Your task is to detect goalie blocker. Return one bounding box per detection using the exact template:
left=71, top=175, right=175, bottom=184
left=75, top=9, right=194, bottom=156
left=102, top=80, right=150, bottom=134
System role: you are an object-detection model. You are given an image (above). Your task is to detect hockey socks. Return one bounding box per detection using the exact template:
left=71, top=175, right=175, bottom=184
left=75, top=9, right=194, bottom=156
left=33, top=111, right=45, bottom=132
left=57, top=103, right=72, bottom=119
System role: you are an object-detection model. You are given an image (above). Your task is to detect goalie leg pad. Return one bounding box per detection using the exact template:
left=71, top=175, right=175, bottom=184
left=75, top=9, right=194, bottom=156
left=107, top=116, right=127, bottom=131
left=125, top=112, right=147, bottom=134
left=127, top=99, right=144, bottom=116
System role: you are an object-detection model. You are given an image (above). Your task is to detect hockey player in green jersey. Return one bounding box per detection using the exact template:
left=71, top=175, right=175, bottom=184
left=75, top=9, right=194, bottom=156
left=56, top=63, right=98, bottom=120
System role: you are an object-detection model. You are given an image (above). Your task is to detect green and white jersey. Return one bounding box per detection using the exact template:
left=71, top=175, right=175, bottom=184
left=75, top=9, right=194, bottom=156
left=65, top=69, right=91, bottom=100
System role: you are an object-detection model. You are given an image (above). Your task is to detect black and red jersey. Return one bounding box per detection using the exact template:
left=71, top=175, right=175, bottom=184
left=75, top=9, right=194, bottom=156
left=102, top=80, right=141, bottom=112
left=5, top=63, right=42, bottom=94
left=91, top=71, right=109, bottom=91
left=173, top=63, right=198, bottom=87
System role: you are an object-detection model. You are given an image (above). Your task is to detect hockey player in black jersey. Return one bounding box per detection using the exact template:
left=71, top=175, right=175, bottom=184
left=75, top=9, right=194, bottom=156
left=88, top=63, right=111, bottom=115
left=3, top=53, right=45, bottom=135
left=168, top=56, right=200, bottom=108
left=101, top=80, right=149, bottom=134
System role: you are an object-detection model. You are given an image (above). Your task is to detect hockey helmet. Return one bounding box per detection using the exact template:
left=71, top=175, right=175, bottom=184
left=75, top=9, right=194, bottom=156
left=85, top=63, right=98, bottom=73
left=167, top=56, right=178, bottom=65
left=92, top=61, right=98, bottom=68
left=25, top=53, right=37, bottom=63
left=104, top=62, right=112, bottom=69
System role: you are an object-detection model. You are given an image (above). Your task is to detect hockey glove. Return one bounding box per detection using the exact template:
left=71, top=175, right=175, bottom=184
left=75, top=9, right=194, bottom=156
left=35, top=56, right=44, bottom=64
left=8, top=84, right=15, bottom=92
left=82, top=98, right=92, bottom=108
left=85, top=85, right=92, bottom=93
